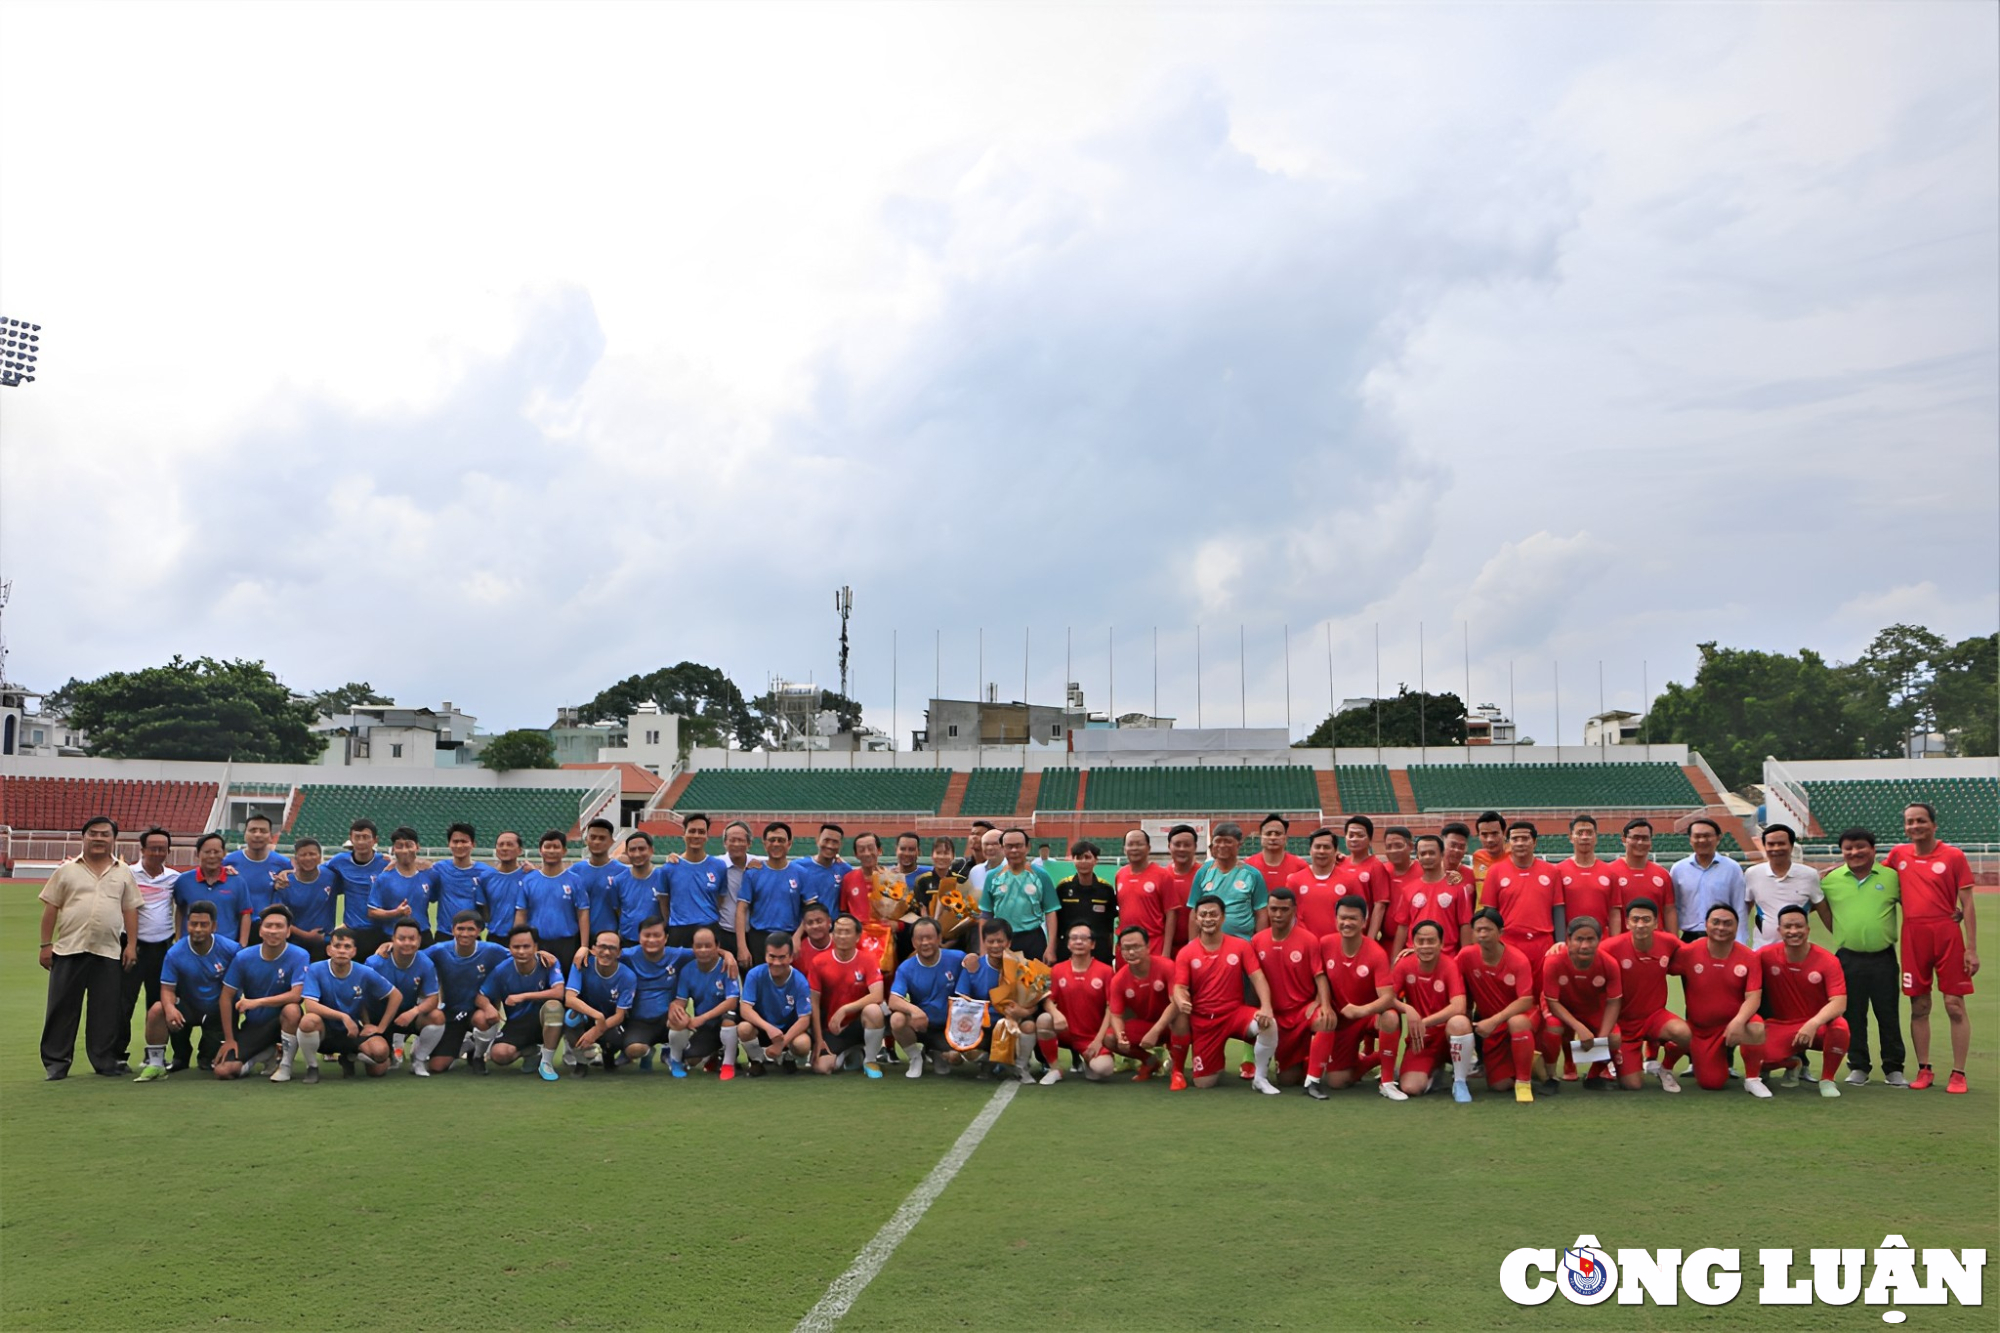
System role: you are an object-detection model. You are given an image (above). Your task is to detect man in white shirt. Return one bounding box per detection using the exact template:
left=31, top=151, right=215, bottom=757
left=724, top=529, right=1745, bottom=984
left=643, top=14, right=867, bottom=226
left=121, top=826, right=182, bottom=1069
left=968, top=828, right=1004, bottom=898
left=1744, top=824, right=1827, bottom=949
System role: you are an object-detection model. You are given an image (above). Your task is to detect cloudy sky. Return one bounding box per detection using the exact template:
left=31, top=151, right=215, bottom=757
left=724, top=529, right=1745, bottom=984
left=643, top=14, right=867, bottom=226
left=2, top=2, right=1993, bottom=745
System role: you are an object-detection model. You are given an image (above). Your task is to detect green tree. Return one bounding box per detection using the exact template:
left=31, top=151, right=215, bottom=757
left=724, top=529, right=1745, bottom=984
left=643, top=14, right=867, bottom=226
left=480, top=729, right=558, bottom=771
left=309, top=681, right=393, bottom=716
left=1296, top=686, right=1467, bottom=748
left=578, top=662, right=758, bottom=749
left=1933, top=632, right=1998, bottom=756
left=53, top=656, right=324, bottom=762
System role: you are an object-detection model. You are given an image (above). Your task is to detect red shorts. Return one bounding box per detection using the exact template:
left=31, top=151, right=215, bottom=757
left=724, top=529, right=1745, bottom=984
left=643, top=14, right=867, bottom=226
left=1902, top=919, right=1974, bottom=997
left=1272, top=1008, right=1314, bottom=1069
left=1502, top=927, right=1555, bottom=956
left=1617, top=1008, right=1680, bottom=1044
left=1756, top=1018, right=1849, bottom=1066
left=1399, top=1024, right=1449, bottom=1077
left=1687, top=1026, right=1736, bottom=1091
left=1321, top=1016, right=1374, bottom=1073
left=1051, top=1026, right=1096, bottom=1057
left=1189, top=1006, right=1259, bottom=1078
left=1477, top=1011, right=1542, bottom=1085
left=1107, top=1032, right=1162, bottom=1059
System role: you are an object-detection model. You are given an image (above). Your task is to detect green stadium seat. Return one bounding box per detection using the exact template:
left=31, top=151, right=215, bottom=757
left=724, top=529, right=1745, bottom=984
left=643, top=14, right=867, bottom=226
left=1332, top=765, right=1396, bottom=814
left=669, top=770, right=949, bottom=815
left=1035, top=768, right=1081, bottom=812
left=290, top=784, right=596, bottom=847
left=1405, top=763, right=1700, bottom=812
left=1080, top=766, right=1317, bottom=812
left=960, top=769, right=1023, bottom=817
left=1800, top=777, right=1998, bottom=844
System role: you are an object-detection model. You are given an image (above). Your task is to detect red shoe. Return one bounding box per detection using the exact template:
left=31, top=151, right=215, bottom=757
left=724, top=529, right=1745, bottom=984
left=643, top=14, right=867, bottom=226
left=1910, top=1068, right=1935, bottom=1091
left=1239, top=1061, right=1255, bottom=1081
left=1946, top=1071, right=1968, bottom=1094
left=719, top=1062, right=736, bottom=1082
left=1169, top=1067, right=1188, bottom=1091
left=1133, top=1061, right=1157, bottom=1083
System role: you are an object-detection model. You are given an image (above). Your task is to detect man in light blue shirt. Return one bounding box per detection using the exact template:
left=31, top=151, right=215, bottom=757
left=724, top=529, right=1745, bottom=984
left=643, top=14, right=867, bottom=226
left=1670, top=818, right=1747, bottom=945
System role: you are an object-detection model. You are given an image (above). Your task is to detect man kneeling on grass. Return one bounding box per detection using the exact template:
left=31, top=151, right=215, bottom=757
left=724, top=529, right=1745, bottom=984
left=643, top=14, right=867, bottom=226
left=476, top=925, right=567, bottom=1082
left=213, top=906, right=309, bottom=1082
left=564, top=930, right=636, bottom=1076
left=297, top=927, right=404, bottom=1083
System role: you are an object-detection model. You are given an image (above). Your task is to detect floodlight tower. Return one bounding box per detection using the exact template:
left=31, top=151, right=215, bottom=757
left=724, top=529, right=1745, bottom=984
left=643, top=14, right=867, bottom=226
left=0, top=317, right=40, bottom=386
left=834, top=585, right=853, bottom=702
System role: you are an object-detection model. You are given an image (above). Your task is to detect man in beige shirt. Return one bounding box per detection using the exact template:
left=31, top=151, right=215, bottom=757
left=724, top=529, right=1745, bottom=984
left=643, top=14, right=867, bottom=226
left=39, top=815, right=140, bottom=1080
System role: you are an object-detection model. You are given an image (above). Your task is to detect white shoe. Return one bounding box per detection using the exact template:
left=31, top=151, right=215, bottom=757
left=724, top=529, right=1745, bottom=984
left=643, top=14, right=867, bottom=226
left=1744, top=1077, right=1772, bottom=1099
left=1657, top=1068, right=1681, bottom=1094
left=1378, top=1082, right=1409, bottom=1102
left=1818, top=1079, right=1841, bottom=1098
left=412, top=1062, right=431, bottom=1078
left=1643, top=1058, right=1662, bottom=1076
left=905, top=1053, right=925, bottom=1080
left=1251, top=1076, right=1280, bottom=1096
left=268, top=1064, right=291, bottom=1083
left=1038, top=1067, right=1063, bottom=1085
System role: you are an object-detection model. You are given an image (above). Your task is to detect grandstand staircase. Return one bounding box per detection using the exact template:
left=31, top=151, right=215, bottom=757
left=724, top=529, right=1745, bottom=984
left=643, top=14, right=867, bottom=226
left=1389, top=769, right=1420, bottom=816
left=1314, top=770, right=1341, bottom=817
left=657, top=770, right=696, bottom=812
left=1015, top=771, right=1042, bottom=819
left=282, top=786, right=306, bottom=835
left=939, top=771, right=969, bottom=819
left=1067, top=770, right=1085, bottom=812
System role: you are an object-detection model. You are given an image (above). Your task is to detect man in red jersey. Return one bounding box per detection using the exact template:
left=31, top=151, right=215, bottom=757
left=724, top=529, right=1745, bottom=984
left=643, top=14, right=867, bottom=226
left=1754, top=903, right=1849, bottom=1097
left=1172, top=896, right=1278, bottom=1092
left=1286, top=828, right=1345, bottom=939
left=1541, top=916, right=1623, bottom=1092
left=1302, top=894, right=1402, bottom=1101
left=1251, top=814, right=1309, bottom=900
left=1250, top=888, right=1331, bottom=1086
left=1333, top=817, right=1395, bottom=942
left=1439, top=822, right=1477, bottom=898
left=1390, top=834, right=1475, bottom=956
left=1889, top=801, right=1978, bottom=1093
left=1036, top=923, right=1115, bottom=1083
left=1115, top=829, right=1180, bottom=959
left=1161, top=824, right=1202, bottom=955
left=1455, top=906, right=1544, bottom=1103
left=808, top=913, right=886, bottom=1077
left=1671, top=904, right=1769, bottom=1096
left=1485, top=821, right=1567, bottom=957
left=1557, top=815, right=1621, bottom=938
left=1105, top=925, right=1181, bottom=1081
left=1613, top=819, right=1677, bottom=937
left=1390, top=919, right=1475, bottom=1101
left=793, top=902, right=835, bottom=976
left=1599, top=897, right=1689, bottom=1093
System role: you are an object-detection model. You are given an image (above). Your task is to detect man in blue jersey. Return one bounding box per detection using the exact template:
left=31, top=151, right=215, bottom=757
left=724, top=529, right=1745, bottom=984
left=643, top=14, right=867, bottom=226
left=738, top=931, right=814, bottom=1075
left=888, top=917, right=967, bottom=1079
left=738, top=823, right=809, bottom=964
left=429, top=823, right=489, bottom=937
left=369, top=918, right=445, bottom=1076
left=217, top=906, right=310, bottom=1082
left=368, top=828, right=438, bottom=946
left=665, top=814, right=725, bottom=949
left=424, top=910, right=511, bottom=1074
left=274, top=837, right=338, bottom=959
left=564, top=929, right=636, bottom=1075
left=618, top=917, right=697, bottom=1068
left=477, top=924, right=567, bottom=1081
left=297, top=927, right=403, bottom=1082
left=569, top=818, right=621, bottom=946
left=132, top=901, right=241, bottom=1080
left=520, top=831, right=589, bottom=964
left=478, top=831, right=531, bottom=943
left=174, top=833, right=249, bottom=943
left=668, top=925, right=741, bottom=1079
left=224, top=814, right=292, bottom=942
left=607, top=832, right=669, bottom=948
left=320, top=820, right=390, bottom=957
left=792, top=823, right=850, bottom=937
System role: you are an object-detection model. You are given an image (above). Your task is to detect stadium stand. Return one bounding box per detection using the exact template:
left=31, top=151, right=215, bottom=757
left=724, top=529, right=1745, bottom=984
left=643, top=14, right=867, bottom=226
left=1331, top=765, right=1397, bottom=814
left=667, top=769, right=950, bottom=815
left=1406, top=762, right=1700, bottom=812
left=0, top=776, right=217, bottom=835
left=288, top=785, right=592, bottom=846
left=1034, top=768, right=1081, bottom=812
left=1801, top=776, right=1999, bottom=841
left=1081, top=765, right=1318, bottom=812
left=958, top=769, right=1024, bottom=817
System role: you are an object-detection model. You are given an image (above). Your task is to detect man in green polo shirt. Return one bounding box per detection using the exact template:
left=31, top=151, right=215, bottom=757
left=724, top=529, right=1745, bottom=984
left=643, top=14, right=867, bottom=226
left=1191, top=822, right=1269, bottom=939
left=1820, top=826, right=1905, bottom=1088
left=979, top=828, right=1060, bottom=964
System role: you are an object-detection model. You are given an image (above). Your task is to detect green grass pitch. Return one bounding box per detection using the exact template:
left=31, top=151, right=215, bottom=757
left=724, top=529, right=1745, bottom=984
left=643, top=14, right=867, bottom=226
left=2, top=886, right=1993, bottom=1330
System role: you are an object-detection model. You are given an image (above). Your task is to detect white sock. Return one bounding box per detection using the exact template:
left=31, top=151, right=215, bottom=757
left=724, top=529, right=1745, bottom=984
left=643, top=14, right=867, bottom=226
left=540, top=1046, right=558, bottom=1073
left=471, top=1025, right=497, bottom=1057
left=144, top=1044, right=166, bottom=1069
left=1251, top=1022, right=1277, bottom=1077
left=1450, top=1034, right=1475, bottom=1083
left=721, top=1025, right=739, bottom=1066
left=748, top=1039, right=768, bottom=1064
left=412, top=1024, right=446, bottom=1066
left=278, top=1031, right=297, bottom=1071
left=668, top=1029, right=690, bottom=1062
left=297, top=1028, right=322, bottom=1068
left=864, top=1024, right=884, bottom=1063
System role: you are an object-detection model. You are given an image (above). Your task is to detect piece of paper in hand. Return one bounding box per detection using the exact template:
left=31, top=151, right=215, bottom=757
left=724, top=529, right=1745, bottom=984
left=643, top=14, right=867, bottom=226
left=1570, top=1038, right=1613, bottom=1066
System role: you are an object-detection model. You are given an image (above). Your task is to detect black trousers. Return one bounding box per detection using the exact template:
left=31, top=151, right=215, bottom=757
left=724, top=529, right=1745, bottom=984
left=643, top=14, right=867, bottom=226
left=42, top=952, right=124, bottom=1077
left=118, top=937, right=172, bottom=1062
left=1837, top=946, right=1905, bottom=1074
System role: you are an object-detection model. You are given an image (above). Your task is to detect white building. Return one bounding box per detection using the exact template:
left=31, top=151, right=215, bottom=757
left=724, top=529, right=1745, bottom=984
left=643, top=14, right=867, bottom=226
left=1583, top=709, right=1645, bottom=747
left=315, top=701, right=478, bottom=767
left=0, top=684, right=85, bottom=758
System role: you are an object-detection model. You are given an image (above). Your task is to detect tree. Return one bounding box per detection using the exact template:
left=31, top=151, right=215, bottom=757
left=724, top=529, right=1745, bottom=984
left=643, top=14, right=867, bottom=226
left=53, top=656, right=324, bottom=763
left=1933, top=632, right=1998, bottom=756
left=1296, top=686, right=1467, bottom=748
left=577, top=662, right=758, bottom=749
left=480, top=729, right=557, bottom=771
left=309, top=681, right=393, bottom=717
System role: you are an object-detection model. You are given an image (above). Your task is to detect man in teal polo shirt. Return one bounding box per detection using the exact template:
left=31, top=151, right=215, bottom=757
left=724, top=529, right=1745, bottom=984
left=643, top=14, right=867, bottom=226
left=978, top=828, right=1060, bottom=964
left=1191, top=822, right=1269, bottom=938
left=1820, top=826, right=1905, bottom=1088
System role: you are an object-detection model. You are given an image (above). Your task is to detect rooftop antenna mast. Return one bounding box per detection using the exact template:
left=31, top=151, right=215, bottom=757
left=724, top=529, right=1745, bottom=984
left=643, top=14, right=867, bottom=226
left=834, top=586, right=853, bottom=702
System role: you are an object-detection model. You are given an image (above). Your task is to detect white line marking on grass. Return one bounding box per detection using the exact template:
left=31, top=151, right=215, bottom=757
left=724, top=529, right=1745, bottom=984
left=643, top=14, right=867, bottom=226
left=795, top=1079, right=1020, bottom=1332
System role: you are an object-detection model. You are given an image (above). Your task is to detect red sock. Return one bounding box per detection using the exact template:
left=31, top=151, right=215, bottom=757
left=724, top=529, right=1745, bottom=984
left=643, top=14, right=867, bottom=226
left=1661, top=1041, right=1686, bottom=1071
left=1038, top=1037, right=1059, bottom=1068
left=1307, top=1030, right=1334, bottom=1080
left=1169, top=1036, right=1189, bottom=1075
left=1821, top=1032, right=1848, bottom=1080
left=1358, top=1049, right=1382, bottom=1075
left=1379, top=1038, right=1400, bottom=1084
left=1511, top=1029, right=1535, bottom=1082
left=1538, top=1027, right=1563, bottom=1070
left=1742, top=1047, right=1763, bottom=1080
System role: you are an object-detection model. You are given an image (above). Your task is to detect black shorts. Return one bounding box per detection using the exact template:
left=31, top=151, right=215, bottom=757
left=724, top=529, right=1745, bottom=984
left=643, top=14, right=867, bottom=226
left=682, top=1019, right=725, bottom=1063
left=434, top=1012, right=475, bottom=1062
left=499, top=1012, right=547, bottom=1052
left=747, top=1021, right=806, bottom=1054
left=176, top=1008, right=226, bottom=1063
left=540, top=936, right=580, bottom=968
left=316, top=1023, right=373, bottom=1057
left=903, top=1024, right=952, bottom=1055
left=232, top=1017, right=282, bottom=1064
left=1009, top=927, right=1048, bottom=960
left=351, top=928, right=385, bottom=958
left=824, top=1020, right=869, bottom=1058
left=622, top=1015, right=668, bottom=1050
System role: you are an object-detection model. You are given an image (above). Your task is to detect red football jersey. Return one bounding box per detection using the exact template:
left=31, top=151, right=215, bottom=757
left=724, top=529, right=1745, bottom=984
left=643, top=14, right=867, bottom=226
left=837, top=868, right=874, bottom=924
left=1174, top=934, right=1262, bottom=1019
left=1115, top=864, right=1176, bottom=943
left=1486, top=858, right=1565, bottom=935
left=1251, top=927, right=1324, bottom=1014
left=1390, top=874, right=1474, bottom=945
left=1542, top=948, right=1623, bottom=1024
left=1333, top=857, right=1395, bottom=909
left=1600, top=931, right=1677, bottom=1024
left=1108, top=957, right=1175, bottom=1026
left=1286, top=868, right=1346, bottom=938
left=1612, top=861, right=1673, bottom=922
left=1757, top=942, right=1846, bottom=1024
left=810, top=947, right=882, bottom=1016
left=1672, top=940, right=1760, bottom=1029
left=1453, top=943, right=1536, bottom=1020
left=1555, top=858, right=1617, bottom=930
left=794, top=935, right=833, bottom=976
left=1049, top=958, right=1113, bottom=1036
left=1391, top=951, right=1464, bottom=1019
left=1320, top=936, right=1392, bottom=1011
left=1252, top=853, right=1309, bottom=894
left=1886, top=843, right=1973, bottom=922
